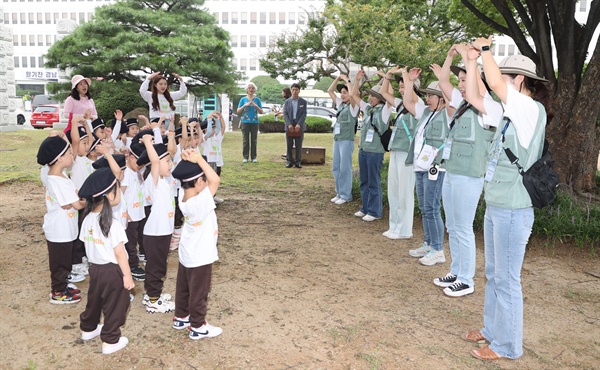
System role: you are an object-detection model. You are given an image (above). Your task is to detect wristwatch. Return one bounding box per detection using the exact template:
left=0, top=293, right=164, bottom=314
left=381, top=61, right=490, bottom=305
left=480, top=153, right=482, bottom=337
left=481, top=45, right=491, bottom=52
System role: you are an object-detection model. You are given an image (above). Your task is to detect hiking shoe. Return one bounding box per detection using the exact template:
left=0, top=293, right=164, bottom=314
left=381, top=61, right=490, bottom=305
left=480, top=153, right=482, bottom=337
left=173, top=315, right=191, bottom=330
left=434, top=273, right=457, bottom=287
left=189, top=322, right=223, bottom=340
left=67, top=272, right=85, bottom=283
left=443, top=281, right=474, bottom=297
left=131, top=267, right=146, bottom=281
left=354, top=211, right=365, bottom=218
left=82, top=324, right=103, bottom=341
left=331, top=196, right=340, bottom=203
left=102, top=337, right=128, bottom=355
left=138, top=253, right=146, bottom=263
left=409, top=242, right=431, bottom=258
left=419, top=249, right=446, bottom=266
left=50, top=289, right=81, bottom=305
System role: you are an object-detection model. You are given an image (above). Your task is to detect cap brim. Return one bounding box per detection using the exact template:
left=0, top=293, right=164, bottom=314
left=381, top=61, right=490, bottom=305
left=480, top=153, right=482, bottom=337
left=450, top=65, right=466, bottom=77
left=419, top=88, right=443, bottom=97
left=499, top=67, right=549, bottom=82
left=367, top=90, right=385, bottom=103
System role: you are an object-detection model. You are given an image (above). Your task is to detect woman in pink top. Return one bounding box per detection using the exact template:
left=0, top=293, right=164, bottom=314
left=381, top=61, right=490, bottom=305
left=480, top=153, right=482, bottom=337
left=63, top=75, right=98, bottom=132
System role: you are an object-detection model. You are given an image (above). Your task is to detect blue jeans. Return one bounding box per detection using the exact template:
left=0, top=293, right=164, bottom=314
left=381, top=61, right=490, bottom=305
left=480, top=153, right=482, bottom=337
left=442, top=173, right=484, bottom=287
left=481, top=205, right=534, bottom=359
left=358, top=149, right=384, bottom=218
left=414, top=170, right=445, bottom=251
left=332, top=140, right=354, bottom=201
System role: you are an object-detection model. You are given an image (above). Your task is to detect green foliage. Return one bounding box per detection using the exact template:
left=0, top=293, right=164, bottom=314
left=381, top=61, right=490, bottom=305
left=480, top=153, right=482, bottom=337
left=44, top=0, right=240, bottom=97
left=313, top=77, right=334, bottom=92
left=91, top=80, right=148, bottom=122
left=250, top=75, right=280, bottom=90
left=250, top=75, right=285, bottom=104
left=258, top=114, right=332, bottom=133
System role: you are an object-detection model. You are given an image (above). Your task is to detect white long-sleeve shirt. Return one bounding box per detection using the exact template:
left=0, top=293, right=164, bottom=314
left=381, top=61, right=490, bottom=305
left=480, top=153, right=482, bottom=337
left=139, top=78, right=187, bottom=119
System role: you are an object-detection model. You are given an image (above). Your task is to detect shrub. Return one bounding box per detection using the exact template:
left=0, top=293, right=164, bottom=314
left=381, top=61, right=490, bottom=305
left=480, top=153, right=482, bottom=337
left=92, top=80, right=148, bottom=122
left=258, top=114, right=332, bottom=133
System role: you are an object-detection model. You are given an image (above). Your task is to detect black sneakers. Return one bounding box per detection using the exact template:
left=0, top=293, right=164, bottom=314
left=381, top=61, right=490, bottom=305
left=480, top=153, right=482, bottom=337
left=433, top=273, right=457, bottom=287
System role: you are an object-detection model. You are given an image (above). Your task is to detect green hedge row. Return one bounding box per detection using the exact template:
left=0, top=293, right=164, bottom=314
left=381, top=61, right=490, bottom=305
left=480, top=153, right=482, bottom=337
left=258, top=114, right=332, bottom=133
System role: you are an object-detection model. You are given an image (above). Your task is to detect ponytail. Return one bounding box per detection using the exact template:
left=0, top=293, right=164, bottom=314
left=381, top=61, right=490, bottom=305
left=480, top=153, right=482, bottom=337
left=81, top=183, right=118, bottom=238
left=524, top=76, right=554, bottom=124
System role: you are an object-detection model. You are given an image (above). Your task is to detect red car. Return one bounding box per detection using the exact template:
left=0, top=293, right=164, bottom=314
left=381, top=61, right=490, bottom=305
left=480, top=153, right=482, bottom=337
left=31, top=104, right=61, bottom=129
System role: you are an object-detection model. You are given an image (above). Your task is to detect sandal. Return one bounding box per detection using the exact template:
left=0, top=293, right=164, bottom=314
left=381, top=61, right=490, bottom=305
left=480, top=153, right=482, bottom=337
left=471, top=346, right=503, bottom=361
left=464, top=330, right=486, bottom=342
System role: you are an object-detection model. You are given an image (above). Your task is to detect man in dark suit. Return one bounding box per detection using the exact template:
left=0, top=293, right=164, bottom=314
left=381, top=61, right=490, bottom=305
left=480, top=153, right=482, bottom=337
left=283, top=83, right=308, bottom=168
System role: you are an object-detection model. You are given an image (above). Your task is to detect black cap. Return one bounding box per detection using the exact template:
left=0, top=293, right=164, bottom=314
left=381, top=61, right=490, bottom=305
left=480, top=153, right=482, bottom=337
left=150, top=117, right=160, bottom=123
left=136, top=143, right=169, bottom=166
left=119, top=119, right=129, bottom=134
left=37, top=136, right=70, bottom=166
left=188, top=117, right=199, bottom=123
left=78, top=167, right=117, bottom=199
left=92, top=154, right=126, bottom=170
left=65, top=126, right=88, bottom=144
left=130, top=142, right=145, bottom=159
left=132, top=129, right=154, bottom=146
left=126, top=118, right=139, bottom=127
left=171, top=159, right=204, bottom=182
left=91, top=118, right=105, bottom=131
left=336, top=84, right=348, bottom=93
left=200, top=119, right=208, bottom=130
left=88, top=134, right=102, bottom=154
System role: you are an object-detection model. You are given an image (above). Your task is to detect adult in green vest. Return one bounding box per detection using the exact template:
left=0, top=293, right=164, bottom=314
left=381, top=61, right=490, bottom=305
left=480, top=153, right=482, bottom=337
left=379, top=66, right=423, bottom=240
left=465, top=36, right=551, bottom=362
left=327, top=75, right=359, bottom=205
left=402, top=67, right=454, bottom=267
left=433, top=44, right=504, bottom=298
left=351, top=70, right=394, bottom=222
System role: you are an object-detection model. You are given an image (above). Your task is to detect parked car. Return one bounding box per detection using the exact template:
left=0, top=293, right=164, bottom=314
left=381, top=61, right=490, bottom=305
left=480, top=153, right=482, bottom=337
left=306, top=105, right=337, bottom=130
left=16, top=108, right=25, bottom=125
left=31, top=95, right=59, bottom=112
left=30, top=104, right=61, bottom=129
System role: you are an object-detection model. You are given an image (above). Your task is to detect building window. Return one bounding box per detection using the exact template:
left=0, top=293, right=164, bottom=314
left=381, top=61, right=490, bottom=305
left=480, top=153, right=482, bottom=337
left=259, top=12, right=266, bottom=24
left=39, top=56, right=44, bottom=68
left=279, top=12, right=285, bottom=24
left=288, top=12, right=295, bottom=24
left=38, top=35, right=43, bottom=46
left=298, top=13, right=306, bottom=25
left=250, top=59, right=257, bottom=71
left=580, top=0, right=587, bottom=11
left=13, top=35, right=18, bottom=46
left=241, top=12, right=247, bottom=24
left=20, top=13, right=26, bottom=24
left=79, top=12, right=85, bottom=23
left=70, top=12, right=76, bottom=21
left=498, top=44, right=506, bottom=56
left=45, top=12, right=51, bottom=24
left=241, top=35, right=247, bottom=47
left=232, top=58, right=237, bottom=69
left=29, top=35, right=35, bottom=46
left=269, top=12, right=276, bottom=24
left=46, top=35, right=52, bottom=46
left=269, top=35, right=276, bottom=46
left=508, top=44, right=515, bottom=55
left=213, top=12, right=218, bottom=23
left=250, top=12, right=256, bottom=24
left=88, top=12, right=93, bottom=21
left=37, top=12, right=42, bottom=24
left=4, top=13, right=9, bottom=24
left=31, top=56, right=36, bottom=68
left=12, top=13, right=17, bottom=24
left=29, top=13, right=34, bottom=24
left=22, top=57, right=28, bottom=68
left=21, top=35, right=26, bottom=45
left=240, top=58, right=247, bottom=71
left=14, top=56, right=20, bottom=68
left=231, top=35, right=237, bottom=47
left=231, top=12, right=238, bottom=24
left=53, top=13, right=59, bottom=23
left=250, top=35, right=256, bottom=47
left=222, top=12, right=228, bottom=24
left=259, top=35, right=266, bottom=47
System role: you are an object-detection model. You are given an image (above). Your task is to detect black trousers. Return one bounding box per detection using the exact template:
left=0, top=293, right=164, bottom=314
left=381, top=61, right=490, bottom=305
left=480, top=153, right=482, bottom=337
left=174, top=263, right=213, bottom=328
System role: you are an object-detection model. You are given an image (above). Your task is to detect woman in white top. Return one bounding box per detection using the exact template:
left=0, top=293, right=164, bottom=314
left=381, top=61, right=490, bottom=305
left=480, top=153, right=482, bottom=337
left=139, top=72, right=187, bottom=120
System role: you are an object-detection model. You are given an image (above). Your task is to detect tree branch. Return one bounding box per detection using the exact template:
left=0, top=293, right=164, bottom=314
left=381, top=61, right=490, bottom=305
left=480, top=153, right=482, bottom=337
left=510, top=0, right=533, bottom=31
left=461, top=0, right=510, bottom=34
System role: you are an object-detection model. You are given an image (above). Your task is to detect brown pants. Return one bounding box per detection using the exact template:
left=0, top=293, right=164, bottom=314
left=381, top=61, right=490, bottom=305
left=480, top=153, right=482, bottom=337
left=71, top=211, right=86, bottom=265
left=47, top=240, right=73, bottom=292
left=143, top=234, right=171, bottom=297
left=124, top=221, right=141, bottom=269
left=174, top=196, right=184, bottom=229
left=80, top=263, right=130, bottom=344
left=175, top=263, right=212, bottom=328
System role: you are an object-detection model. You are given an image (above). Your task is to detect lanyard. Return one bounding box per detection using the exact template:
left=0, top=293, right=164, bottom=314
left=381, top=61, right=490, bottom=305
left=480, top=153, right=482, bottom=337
left=446, top=101, right=472, bottom=140
left=491, top=119, right=511, bottom=158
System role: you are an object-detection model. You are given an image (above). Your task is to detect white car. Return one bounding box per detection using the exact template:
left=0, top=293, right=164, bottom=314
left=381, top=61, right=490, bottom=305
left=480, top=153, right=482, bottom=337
left=16, top=108, right=26, bottom=125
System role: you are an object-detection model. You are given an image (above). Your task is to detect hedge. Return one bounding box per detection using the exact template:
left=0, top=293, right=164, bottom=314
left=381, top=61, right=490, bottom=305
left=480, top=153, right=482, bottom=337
left=258, top=114, right=332, bottom=133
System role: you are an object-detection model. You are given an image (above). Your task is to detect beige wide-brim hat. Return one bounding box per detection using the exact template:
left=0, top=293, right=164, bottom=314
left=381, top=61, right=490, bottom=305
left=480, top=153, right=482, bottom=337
left=71, top=75, right=92, bottom=90
left=419, top=81, right=443, bottom=97
left=451, top=64, right=485, bottom=80
left=366, top=83, right=385, bottom=103
left=498, top=55, right=548, bottom=82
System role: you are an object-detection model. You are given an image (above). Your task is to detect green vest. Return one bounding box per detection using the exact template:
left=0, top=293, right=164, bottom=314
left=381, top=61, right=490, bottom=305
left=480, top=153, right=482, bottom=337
left=444, top=107, right=497, bottom=177
left=418, top=108, right=448, bottom=168
left=334, top=102, right=357, bottom=142
left=389, top=110, right=418, bottom=153
left=360, top=104, right=389, bottom=153
left=484, top=103, right=547, bottom=209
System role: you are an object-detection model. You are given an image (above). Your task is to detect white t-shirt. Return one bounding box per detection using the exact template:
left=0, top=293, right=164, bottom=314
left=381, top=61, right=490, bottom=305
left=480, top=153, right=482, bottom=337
left=359, top=100, right=394, bottom=124
left=121, top=167, right=145, bottom=222
left=178, top=187, right=219, bottom=268
left=70, top=155, right=94, bottom=190
left=201, top=137, right=211, bottom=158
left=143, top=176, right=175, bottom=236
left=448, top=88, right=503, bottom=129
left=112, top=191, right=128, bottom=229
left=143, top=175, right=153, bottom=207
left=43, top=175, right=80, bottom=243
left=503, top=84, right=541, bottom=149
left=207, top=133, right=224, bottom=166
left=40, top=165, right=50, bottom=188
left=80, top=212, right=128, bottom=265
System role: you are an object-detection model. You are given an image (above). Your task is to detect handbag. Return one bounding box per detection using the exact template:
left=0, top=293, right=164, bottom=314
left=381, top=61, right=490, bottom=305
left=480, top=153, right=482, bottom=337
left=287, top=122, right=302, bottom=138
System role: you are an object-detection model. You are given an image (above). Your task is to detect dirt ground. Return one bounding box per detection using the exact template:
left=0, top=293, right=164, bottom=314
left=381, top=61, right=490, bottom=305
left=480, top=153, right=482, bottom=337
left=0, top=179, right=598, bottom=370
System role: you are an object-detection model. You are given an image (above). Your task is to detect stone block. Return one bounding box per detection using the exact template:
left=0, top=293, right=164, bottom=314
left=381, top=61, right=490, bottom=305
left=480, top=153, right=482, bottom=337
left=7, top=54, right=13, bottom=69
left=0, top=58, right=6, bottom=74
left=0, top=93, right=8, bottom=108
left=7, top=70, right=14, bottom=83
left=7, top=85, right=15, bottom=96
left=0, top=78, right=7, bottom=92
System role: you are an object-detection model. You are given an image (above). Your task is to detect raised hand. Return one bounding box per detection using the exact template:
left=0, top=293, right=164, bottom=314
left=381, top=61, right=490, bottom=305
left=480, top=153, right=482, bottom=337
left=114, top=109, right=123, bottom=121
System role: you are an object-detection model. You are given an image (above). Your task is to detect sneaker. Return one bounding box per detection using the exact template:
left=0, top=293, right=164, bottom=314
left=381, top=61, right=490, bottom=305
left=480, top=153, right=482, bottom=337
left=383, top=230, right=402, bottom=240
left=251, top=159, right=258, bottom=163
left=242, top=158, right=248, bottom=163
left=189, top=322, right=223, bottom=340
left=72, top=262, right=88, bottom=276
left=67, top=283, right=81, bottom=295
left=50, top=289, right=81, bottom=305
left=443, top=281, right=474, bottom=297
left=419, top=249, right=446, bottom=266
left=131, top=267, right=146, bottom=281
left=138, top=254, right=146, bottom=263
left=362, top=214, right=380, bottom=222
left=433, top=273, right=457, bottom=287
left=409, top=242, right=431, bottom=258
left=334, top=198, right=348, bottom=205
left=173, top=315, right=191, bottom=330
left=144, top=293, right=172, bottom=303
left=145, top=297, right=175, bottom=313
left=102, top=337, right=128, bottom=355
left=82, top=324, right=103, bottom=341
left=331, top=196, right=340, bottom=203
left=354, top=211, right=366, bottom=218
left=67, top=273, right=85, bottom=283
left=214, top=196, right=224, bottom=204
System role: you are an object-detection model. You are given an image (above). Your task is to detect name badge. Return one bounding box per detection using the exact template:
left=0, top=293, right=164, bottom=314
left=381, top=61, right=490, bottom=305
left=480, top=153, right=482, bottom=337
left=334, top=123, right=340, bottom=135
left=365, top=129, right=375, bottom=143
left=442, top=140, right=452, bottom=160
left=484, top=158, right=498, bottom=182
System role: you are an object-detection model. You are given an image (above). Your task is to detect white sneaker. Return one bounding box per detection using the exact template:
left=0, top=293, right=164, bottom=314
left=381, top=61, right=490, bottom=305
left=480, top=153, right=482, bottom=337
left=419, top=249, right=446, bottom=266
left=72, top=263, right=88, bottom=276
left=251, top=159, right=258, bottom=163
left=409, top=242, right=430, bottom=258
left=189, top=322, right=223, bottom=340
left=102, top=337, right=128, bottom=354
left=443, top=280, right=474, bottom=297
left=334, top=198, right=348, bottom=205
left=354, top=211, right=366, bottom=217
left=145, top=297, right=175, bottom=313
left=214, top=196, right=224, bottom=204
left=242, top=159, right=248, bottom=163
left=67, top=273, right=85, bottom=283
left=82, top=324, right=103, bottom=341
left=142, top=293, right=172, bottom=306
left=383, top=231, right=402, bottom=240
left=362, top=214, right=380, bottom=222
left=172, top=315, right=191, bottom=330
left=331, top=196, right=340, bottom=203
left=433, top=272, right=457, bottom=287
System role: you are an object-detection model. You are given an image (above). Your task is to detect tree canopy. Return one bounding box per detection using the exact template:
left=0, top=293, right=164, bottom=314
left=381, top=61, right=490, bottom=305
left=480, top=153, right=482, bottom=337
left=45, top=0, right=240, bottom=97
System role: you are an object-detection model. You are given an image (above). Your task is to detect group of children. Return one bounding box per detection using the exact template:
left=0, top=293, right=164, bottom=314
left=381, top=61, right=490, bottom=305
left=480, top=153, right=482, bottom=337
left=37, top=72, right=225, bottom=354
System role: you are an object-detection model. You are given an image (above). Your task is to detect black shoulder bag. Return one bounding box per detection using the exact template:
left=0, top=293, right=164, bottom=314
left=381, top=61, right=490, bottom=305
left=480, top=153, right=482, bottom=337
left=369, top=108, right=392, bottom=152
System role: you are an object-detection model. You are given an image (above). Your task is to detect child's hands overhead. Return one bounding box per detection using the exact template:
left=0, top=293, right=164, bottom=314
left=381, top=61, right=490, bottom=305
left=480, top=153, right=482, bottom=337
left=114, top=109, right=123, bottom=121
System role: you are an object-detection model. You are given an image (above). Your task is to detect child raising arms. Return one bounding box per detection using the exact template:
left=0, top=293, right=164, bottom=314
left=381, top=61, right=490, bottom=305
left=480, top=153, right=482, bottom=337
left=78, top=168, right=134, bottom=355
